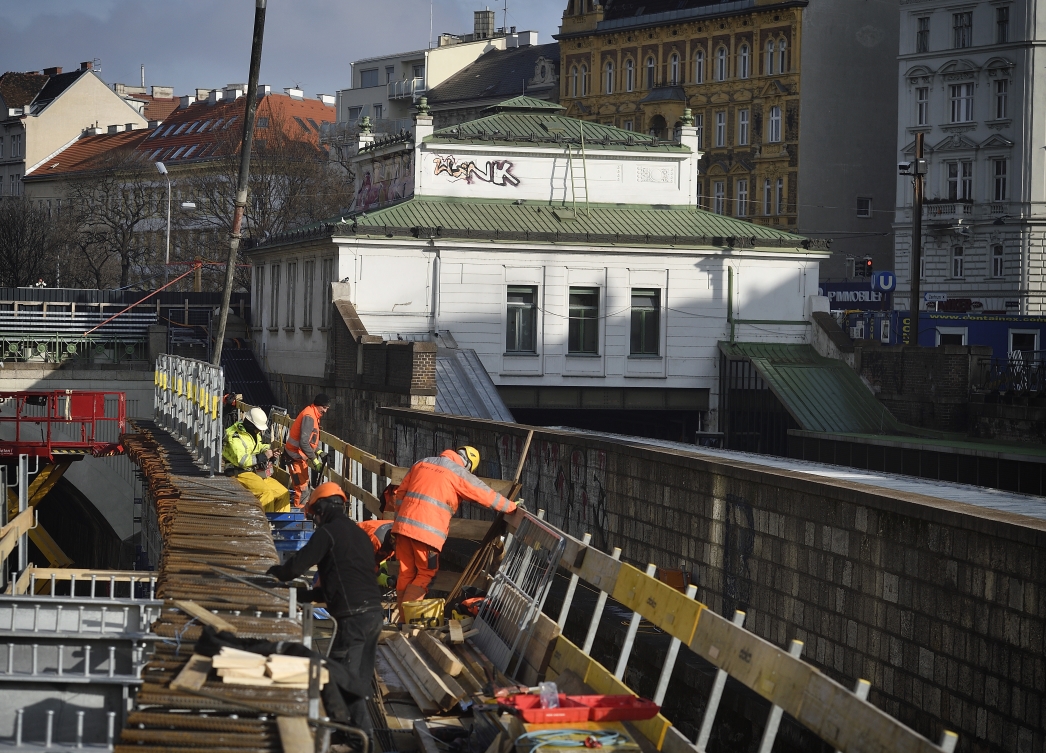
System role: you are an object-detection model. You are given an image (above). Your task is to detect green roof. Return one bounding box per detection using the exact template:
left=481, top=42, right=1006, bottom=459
left=327, top=196, right=818, bottom=250
left=720, top=342, right=910, bottom=435
left=481, top=95, right=565, bottom=113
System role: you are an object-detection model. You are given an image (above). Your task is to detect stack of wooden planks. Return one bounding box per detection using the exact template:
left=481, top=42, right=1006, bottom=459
left=210, top=646, right=330, bottom=689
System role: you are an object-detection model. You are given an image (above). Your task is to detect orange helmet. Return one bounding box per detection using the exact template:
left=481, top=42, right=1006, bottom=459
left=305, top=481, right=347, bottom=517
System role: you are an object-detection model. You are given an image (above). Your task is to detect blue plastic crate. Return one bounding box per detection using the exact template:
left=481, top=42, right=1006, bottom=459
left=267, top=511, right=308, bottom=522
left=274, top=539, right=309, bottom=552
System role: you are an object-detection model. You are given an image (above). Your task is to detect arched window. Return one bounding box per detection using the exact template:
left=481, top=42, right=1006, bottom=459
left=694, top=50, right=705, bottom=84
left=778, top=39, right=787, bottom=73
left=716, top=47, right=727, bottom=81
left=766, top=40, right=775, bottom=75
left=605, top=61, right=614, bottom=94
left=738, top=44, right=750, bottom=79
left=625, top=59, right=635, bottom=92
left=570, top=65, right=578, bottom=97
left=768, top=105, right=782, bottom=142
left=669, top=53, right=680, bottom=85
left=645, top=56, right=656, bottom=88
left=580, top=64, right=588, bottom=96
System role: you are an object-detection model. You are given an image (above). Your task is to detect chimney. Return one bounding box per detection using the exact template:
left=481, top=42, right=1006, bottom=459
left=79, top=61, right=93, bottom=72
left=151, top=85, right=174, bottom=98
left=516, top=30, right=538, bottom=47
left=85, top=126, right=103, bottom=135
left=42, top=66, right=62, bottom=76
left=222, top=84, right=244, bottom=100
left=317, top=93, right=335, bottom=105
left=196, top=88, right=210, bottom=100
left=256, top=84, right=271, bottom=98
left=125, top=123, right=138, bottom=131
left=179, top=95, right=197, bottom=109
left=107, top=124, right=123, bottom=134
left=148, top=119, right=160, bottom=128
left=474, top=9, right=495, bottom=39
left=208, top=89, right=224, bottom=105
left=284, top=87, right=304, bottom=100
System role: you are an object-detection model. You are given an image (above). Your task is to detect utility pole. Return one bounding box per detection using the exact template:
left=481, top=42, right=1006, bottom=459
left=909, top=132, right=925, bottom=346
left=212, top=0, right=267, bottom=367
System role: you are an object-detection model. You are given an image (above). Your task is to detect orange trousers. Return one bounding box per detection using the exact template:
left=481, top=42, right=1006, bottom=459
left=286, top=456, right=310, bottom=507
left=395, top=535, right=439, bottom=607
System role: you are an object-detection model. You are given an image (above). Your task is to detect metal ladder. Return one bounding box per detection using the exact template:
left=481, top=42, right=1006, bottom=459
left=567, top=121, right=590, bottom=216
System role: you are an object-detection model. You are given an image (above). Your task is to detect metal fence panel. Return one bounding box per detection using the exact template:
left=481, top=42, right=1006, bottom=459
left=154, top=354, right=224, bottom=476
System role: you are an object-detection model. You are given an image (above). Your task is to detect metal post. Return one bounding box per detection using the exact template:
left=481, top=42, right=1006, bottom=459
left=17, top=454, right=28, bottom=574
left=654, top=583, right=697, bottom=705
left=582, top=547, right=621, bottom=654
left=834, top=679, right=870, bottom=753
left=615, top=563, right=655, bottom=679
left=910, top=131, right=924, bottom=345
left=557, top=532, right=591, bottom=628
left=756, top=639, right=804, bottom=753
left=695, top=609, right=746, bottom=751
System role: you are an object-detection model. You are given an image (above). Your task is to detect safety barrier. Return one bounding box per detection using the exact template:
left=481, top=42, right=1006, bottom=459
left=232, top=401, right=957, bottom=753
left=154, top=355, right=224, bottom=476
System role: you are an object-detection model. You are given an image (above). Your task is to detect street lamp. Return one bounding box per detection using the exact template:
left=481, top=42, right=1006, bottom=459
left=155, top=161, right=170, bottom=285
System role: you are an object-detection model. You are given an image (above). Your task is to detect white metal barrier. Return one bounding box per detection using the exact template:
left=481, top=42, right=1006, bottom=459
left=154, top=354, right=224, bottom=476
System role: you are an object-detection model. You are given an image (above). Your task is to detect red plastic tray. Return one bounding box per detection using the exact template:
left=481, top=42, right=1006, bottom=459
left=574, top=695, right=660, bottom=722
left=501, top=694, right=589, bottom=723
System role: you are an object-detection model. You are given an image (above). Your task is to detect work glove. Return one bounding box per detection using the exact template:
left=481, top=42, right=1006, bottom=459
left=296, top=586, right=322, bottom=603
left=514, top=499, right=527, bottom=512
left=309, top=456, right=324, bottom=471
left=265, top=565, right=284, bottom=580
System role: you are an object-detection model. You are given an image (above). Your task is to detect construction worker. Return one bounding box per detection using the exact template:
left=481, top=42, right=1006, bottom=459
left=358, top=519, right=397, bottom=589
left=284, top=394, right=331, bottom=507
left=222, top=407, right=290, bottom=512
left=392, top=446, right=518, bottom=612
left=266, top=482, right=383, bottom=737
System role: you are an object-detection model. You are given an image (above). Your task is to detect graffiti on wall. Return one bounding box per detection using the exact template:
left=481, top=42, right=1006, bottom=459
left=723, top=493, right=755, bottom=616
left=354, top=150, right=414, bottom=212
left=433, top=155, right=520, bottom=187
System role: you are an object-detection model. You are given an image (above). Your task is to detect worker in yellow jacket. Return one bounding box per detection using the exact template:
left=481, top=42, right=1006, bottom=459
left=222, top=407, right=290, bottom=512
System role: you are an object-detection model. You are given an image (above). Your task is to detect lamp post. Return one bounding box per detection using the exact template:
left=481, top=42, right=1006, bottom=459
left=155, top=161, right=170, bottom=285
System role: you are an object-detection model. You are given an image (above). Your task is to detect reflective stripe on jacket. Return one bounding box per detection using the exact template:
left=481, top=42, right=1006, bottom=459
left=358, top=519, right=393, bottom=553
left=392, top=450, right=515, bottom=551
left=285, top=404, right=322, bottom=461
left=222, top=422, right=269, bottom=470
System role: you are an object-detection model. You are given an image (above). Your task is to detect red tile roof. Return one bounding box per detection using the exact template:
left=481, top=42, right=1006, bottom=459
left=129, top=94, right=180, bottom=122
left=26, top=129, right=151, bottom=177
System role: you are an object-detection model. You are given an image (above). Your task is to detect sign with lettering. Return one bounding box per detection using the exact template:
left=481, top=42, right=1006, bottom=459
left=871, top=271, right=896, bottom=292
left=818, top=282, right=889, bottom=311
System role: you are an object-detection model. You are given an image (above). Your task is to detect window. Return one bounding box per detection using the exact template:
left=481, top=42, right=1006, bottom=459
left=302, top=260, right=315, bottom=328
left=386, top=65, right=395, bottom=83
left=994, top=79, right=1008, bottom=119
left=993, top=158, right=1008, bottom=201
left=993, top=245, right=1005, bottom=277
left=269, top=264, right=280, bottom=328
left=347, top=106, right=362, bottom=122
left=11, top=134, right=21, bottom=157
left=736, top=179, right=749, bottom=216
left=580, top=64, right=589, bottom=96
left=285, top=262, right=297, bottom=329
left=694, top=50, right=705, bottom=84
left=254, top=265, right=265, bottom=326
left=764, top=179, right=772, bottom=215
left=373, top=103, right=383, bottom=120
left=623, top=119, right=633, bottom=131
left=953, top=12, right=972, bottom=48
left=738, top=108, right=749, bottom=145
left=10, top=175, right=19, bottom=196
left=766, top=40, right=775, bottom=75
left=645, top=56, right=656, bottom=89
left=768, top=105, right=782, bottom=142
left=625, top=59, right=635, bottom=92
left=917, top=87, right=929, bottom=125
left=1010, top=330, right=1037, bottom=355
left=715, top=111, right=726, bottom=147
left=669, top=53, right=680, bottom=84
left=413, top=64, right=424, bottom=78
left=776, top=177, right=784, bottom=214
left=952, top=246, right=964, bottom=278
left=630, top=289, right=660, bottom=356
left=716, top=47, right=727, bottom=81
left=946, top=160, right=973, bottom=200
left=997, top=6, right=1010, bottom=43
left=696, top=182, right=704, bottom=210
left=0, top=137, right=4, bottom=157
left=360, top=68, right=379, bottom=88
left=713, top=181, right=725, bottom=214
left=570, top=66, right=578, bottom=97
left=916, top=17, right=930, bottom=53
left=694, top=113, right=703, bottom=148
left=949, top=83, right=973, bottom=123
left=738, top=44, right=750, bottom=79
left=857, top=197, right=872, bottom=218
left=320, top=258, right=334, bottom=327
left=568, top=287, right=599, bottom=354
left=778, top=39, right=787, bottom=72
left=506, top=286, right=538, bottom=353
left=605, top=62, right=614, bottom=94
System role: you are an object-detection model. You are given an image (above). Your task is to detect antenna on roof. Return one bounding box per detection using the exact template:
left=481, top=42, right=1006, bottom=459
left=503, top=0, right=508, bottom=33
left=140, top=64, right=145, bottom=88
left=429, top=0, right=433, bottom=49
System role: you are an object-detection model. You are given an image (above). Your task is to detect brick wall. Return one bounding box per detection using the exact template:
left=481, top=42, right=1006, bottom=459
left=857, top=343, right=991, bottom=432
left=378, top=408, right=1045, bottom=753
left=969, top=397, right=1046, bottom=444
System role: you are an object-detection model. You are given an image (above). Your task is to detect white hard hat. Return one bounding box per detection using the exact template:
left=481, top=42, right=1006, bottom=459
left=245, top=407, right=269, bottom=432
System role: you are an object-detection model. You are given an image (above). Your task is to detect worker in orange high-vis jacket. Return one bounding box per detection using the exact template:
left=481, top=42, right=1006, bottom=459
left=284, top=394, right=331, bottom=507
left=357, top=519, right=396, bottom=565
left=392, top=446, right=518, bottom=614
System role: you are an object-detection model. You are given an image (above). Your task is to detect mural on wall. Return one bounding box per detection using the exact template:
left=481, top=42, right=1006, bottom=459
left=353, top=149, right=414, bottom=212
left=433, top=155, right=520, bottom=187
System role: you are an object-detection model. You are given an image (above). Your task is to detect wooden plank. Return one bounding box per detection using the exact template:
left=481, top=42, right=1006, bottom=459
left=170, top=654, right=212, bottom=692
left=414, top=720, right=443, bottom=753
left=0, top=508, right=34, bottom=560
left=448, top=518, right=497, bottom=540
left=379, top=644, right=440, bottom=715
left=171, top=599, right=237, bottom=634
left=611, top=562, right=704, bottom=646
left=415, top=629, right=464, bottom=676
left=388, top=633, right=462, bottom=711
left=276, top=716, right=314, bottom=753
left=447, top=619, right=465, bottom=644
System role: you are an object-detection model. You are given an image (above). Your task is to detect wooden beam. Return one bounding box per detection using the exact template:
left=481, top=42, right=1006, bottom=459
left=0, top=508, right=34, bottom=560
left=388, top=633, right=463, bottom=711
left=170, top=654, right=212, bottom=692
left=378, top=644, right=439, bottom=715
left=172, top=599, right=237, bottom=634
left=415, top=629, right=464, bottom=676
left=276, top=716, right=314, bottom=753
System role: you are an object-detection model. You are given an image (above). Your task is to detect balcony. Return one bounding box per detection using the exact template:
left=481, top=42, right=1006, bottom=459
left=388, top=77, right=426, bottom=100
left=923, top=202, right=973, bottom=219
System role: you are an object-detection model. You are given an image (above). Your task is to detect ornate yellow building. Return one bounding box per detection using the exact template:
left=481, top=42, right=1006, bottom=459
left=557, top=0, right=805, bottom=231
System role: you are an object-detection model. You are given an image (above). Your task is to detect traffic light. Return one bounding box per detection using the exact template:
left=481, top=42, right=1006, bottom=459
left=862, top=257, right=874, bottom=277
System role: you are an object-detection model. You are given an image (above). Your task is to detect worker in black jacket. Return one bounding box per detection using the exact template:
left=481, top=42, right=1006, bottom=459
left=266, top=482, right=383, bottom=736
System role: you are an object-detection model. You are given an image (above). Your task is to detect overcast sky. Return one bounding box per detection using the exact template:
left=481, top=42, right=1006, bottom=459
left=0, top=0, right=564, bottom=98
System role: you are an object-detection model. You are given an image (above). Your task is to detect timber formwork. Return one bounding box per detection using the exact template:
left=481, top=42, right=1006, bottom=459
left=119, top=423, right=307, bottom=753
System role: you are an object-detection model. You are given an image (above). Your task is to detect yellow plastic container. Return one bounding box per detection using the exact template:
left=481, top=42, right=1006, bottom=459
left=401, top=598, right=445, bottom=628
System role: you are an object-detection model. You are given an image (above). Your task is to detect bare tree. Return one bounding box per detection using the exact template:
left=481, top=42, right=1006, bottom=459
left=0, top=196, right=66, bottom=287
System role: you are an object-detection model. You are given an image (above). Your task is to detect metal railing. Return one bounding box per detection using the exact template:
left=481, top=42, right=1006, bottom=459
left=154, top=354, right=224, bottom=476
left=973, top=351, right=1046, bottom=395
left=387, top=77, right=426, bottom=100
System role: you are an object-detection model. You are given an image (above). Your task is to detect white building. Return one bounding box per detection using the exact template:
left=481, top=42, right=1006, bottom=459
left=334, top=10, right=540, bottom=130
left=893, top=1, right=1046, bottom=314
left=248, top=97, right=828, bottom=435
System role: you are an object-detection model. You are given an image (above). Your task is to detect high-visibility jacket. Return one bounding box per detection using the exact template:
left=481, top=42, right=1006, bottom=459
left=223, top=422, right=270, bottom=471
left=358, top=519, right=393, bottom=553
left=285, top=404, right=322, bottom=461
left=392, top=450, right=515, bottom=551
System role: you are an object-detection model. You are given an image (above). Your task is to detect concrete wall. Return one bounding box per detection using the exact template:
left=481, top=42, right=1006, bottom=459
left=969, top=396, right=1046, bottom=444
left=377, top=408, right=1045, bottom=753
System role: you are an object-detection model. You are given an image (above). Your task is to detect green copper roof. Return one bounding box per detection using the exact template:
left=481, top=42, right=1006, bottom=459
left=482, top=95, right=565, bottom=113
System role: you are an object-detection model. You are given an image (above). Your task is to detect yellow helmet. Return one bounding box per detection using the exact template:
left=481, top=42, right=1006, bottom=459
left=456, top=446, right=480, bottom=473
